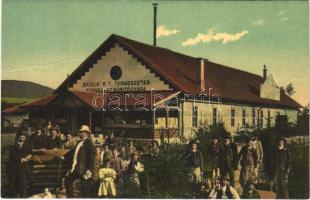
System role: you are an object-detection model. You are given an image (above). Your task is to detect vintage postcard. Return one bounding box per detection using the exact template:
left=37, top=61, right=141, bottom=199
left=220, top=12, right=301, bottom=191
left=1, top=0, right=309, bottom=199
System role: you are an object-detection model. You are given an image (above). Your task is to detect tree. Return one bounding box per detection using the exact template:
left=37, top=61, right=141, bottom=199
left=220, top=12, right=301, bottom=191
left=297, top=104, right=309, bottom=135
left=286, top=82, right=296, bottom=96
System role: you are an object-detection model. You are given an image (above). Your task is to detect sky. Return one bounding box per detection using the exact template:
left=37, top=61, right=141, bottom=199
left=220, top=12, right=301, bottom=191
left=2, top=0, right=309, bottom=106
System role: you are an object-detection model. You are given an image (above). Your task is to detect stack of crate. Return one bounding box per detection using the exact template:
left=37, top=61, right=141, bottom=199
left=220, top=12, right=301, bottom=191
left=30, top=149, right=68, bottom=196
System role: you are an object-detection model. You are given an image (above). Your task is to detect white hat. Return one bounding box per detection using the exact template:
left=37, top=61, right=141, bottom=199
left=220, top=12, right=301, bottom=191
left=79, top=125, right=91, bottom=133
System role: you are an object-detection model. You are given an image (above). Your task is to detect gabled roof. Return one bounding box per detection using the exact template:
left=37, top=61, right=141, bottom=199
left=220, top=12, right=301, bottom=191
left=54, top=34, right=301, bottom=109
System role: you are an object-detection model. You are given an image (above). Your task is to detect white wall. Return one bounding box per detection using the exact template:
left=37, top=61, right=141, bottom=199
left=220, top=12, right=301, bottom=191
left=260, top=74, right=280, bottom=100
left=72, top=43, right=171, bottom=92
left=180, top=101, right=298, bottom=139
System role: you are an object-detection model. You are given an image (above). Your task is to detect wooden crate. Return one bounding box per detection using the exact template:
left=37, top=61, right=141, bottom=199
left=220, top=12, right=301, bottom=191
left=30, top=150, right=69, bottom=195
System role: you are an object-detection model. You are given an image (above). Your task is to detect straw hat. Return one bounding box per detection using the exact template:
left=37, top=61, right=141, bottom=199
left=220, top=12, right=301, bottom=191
left=78, top=125, right=91, bottom=134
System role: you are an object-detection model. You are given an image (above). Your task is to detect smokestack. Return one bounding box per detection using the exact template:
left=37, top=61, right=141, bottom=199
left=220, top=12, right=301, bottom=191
left=196, top=58, right=206, bottom=90
left=153, top=3, right=158, bottom=46
left=263, top=64, right=267, bottom=81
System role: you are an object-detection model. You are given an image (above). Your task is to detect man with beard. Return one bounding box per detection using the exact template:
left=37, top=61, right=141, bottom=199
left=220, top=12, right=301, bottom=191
left=9, top=132, right=33, bottom=197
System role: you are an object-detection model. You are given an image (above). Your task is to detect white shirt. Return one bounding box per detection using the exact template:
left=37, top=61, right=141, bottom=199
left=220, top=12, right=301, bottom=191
left=71, top=140, right=85, bottom=172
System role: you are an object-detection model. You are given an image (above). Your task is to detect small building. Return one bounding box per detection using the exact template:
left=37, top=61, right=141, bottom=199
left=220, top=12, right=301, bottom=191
left=2, top=105, right=29, bottom=128
left=3, top=34, right=302, bottom=141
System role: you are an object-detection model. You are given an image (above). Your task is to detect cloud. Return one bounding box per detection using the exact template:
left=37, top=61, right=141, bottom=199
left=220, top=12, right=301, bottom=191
left=182, top=29, right=249, bottom=46
left=281, top=17, right=289, bottom=21
left=277, top=10, right=287, bottom=16
left=156, top=25, right=180, bottom=38
left=253, top=19, right=264, bottom=26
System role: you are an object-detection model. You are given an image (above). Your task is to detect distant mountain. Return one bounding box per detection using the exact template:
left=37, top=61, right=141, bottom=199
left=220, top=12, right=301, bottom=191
left=1, top=80, right=54, bottom=99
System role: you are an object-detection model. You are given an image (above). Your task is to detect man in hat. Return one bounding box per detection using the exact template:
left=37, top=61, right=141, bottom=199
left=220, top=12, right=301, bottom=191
left=238, top=137, right=258, bottom=189
left=62, top=125, right=95, bottom=198
left=8, top=132, right=33, bottom=197
left=209, top=175, right=240, bottom=199
left=219, top=134, right=235, bottom=187
left=273, top=137, right=291, bottom=199
left=185, top=140, right=204, bottom=194
left=208, top=137, right=220, bottom=184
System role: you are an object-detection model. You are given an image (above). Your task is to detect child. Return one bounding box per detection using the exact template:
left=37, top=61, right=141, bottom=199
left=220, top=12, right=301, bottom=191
left=98, top=161, right=117, bottom=197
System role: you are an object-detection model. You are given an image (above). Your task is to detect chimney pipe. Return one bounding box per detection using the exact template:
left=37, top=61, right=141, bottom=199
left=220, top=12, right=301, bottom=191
left=196, top=58, right=206, bottom=91
left=263, top=64, right=267, bottom=81
left=153, top=3, right=158, bottom=46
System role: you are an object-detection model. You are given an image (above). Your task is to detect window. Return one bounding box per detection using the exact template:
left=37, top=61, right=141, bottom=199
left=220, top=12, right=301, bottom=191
left=192, top=106, right=198, bottom=127
left=259, top=110, right=264, bottom=128
left=110, top=65, right=122, bottom=80
left=267, top=110, right=271, bottom=128
left=242, top=109, right=246, bottom=126
left=212, top=108, right=217, bottom=125
left=231, top=108, right=235, bottom=127
left=252, top=108, right=256, bottom=126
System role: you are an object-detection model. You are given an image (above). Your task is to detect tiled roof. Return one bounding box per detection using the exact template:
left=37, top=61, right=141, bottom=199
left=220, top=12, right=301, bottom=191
left=2, top=94, right=59, bottom=113
left=20, top=94, right=59, bottom=108
left=2, top=104, right=26, bottom=113
left=53, top=34, right=301, bottom=109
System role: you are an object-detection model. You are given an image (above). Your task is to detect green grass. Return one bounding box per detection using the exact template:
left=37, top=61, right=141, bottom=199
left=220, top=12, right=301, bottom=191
left=1, top=97, right=33, bottom=104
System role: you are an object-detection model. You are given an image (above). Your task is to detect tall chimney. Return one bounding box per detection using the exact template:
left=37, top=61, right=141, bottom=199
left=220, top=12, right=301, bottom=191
left=153, top=3, right=158, bottom=46
left=196, top=58, right=205, bottom=90
left=263, top=64, right=267, bottom=81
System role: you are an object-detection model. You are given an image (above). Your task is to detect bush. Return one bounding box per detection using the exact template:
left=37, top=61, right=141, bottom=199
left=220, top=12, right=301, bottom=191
left=259, top=128, right=309, bottom=198
left=1, top=133, right=17, bottom=197
left=141, top=144, right=192, bottom=198
left=288, top=142, right=309, bottom=198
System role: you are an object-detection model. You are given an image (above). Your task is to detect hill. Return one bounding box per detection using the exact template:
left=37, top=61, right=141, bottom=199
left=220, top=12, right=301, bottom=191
left=1, top=80, right=54, bottom=110
left=1, top=80, right=54, bottom=99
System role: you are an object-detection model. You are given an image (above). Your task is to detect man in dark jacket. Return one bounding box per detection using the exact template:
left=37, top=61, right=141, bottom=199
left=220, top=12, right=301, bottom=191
left=62, top=125, right=95, bottom=198
left=186, top=140, right=204, bottom=184
left=208, top=137, right=220, bottom=183
left=238, top=137, right=258, bottom=189
left=230, top=137, right=239, bottom=171
left=47, top=128, right=62, bottom=149
left=9, top=132, right=33, bottom=198
left=219, top=134, right=235, bottom=187
left=32, top=128, right=47, bottom=149
left=273, top=137, right=291, bottom=199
